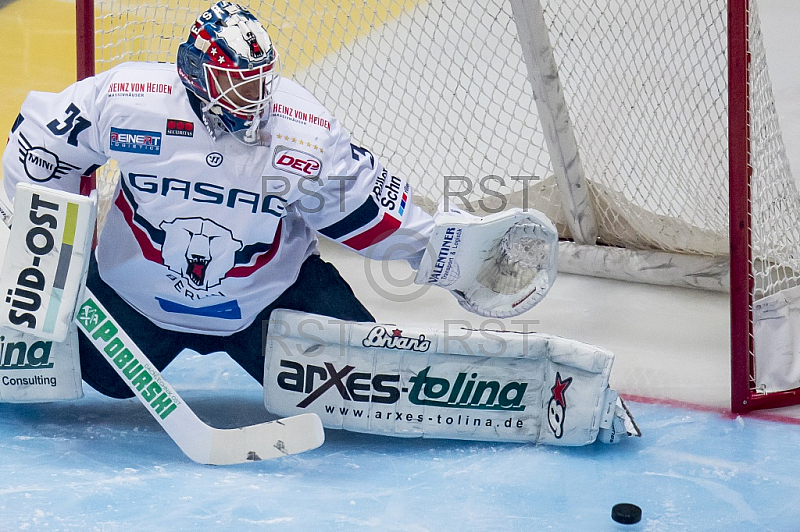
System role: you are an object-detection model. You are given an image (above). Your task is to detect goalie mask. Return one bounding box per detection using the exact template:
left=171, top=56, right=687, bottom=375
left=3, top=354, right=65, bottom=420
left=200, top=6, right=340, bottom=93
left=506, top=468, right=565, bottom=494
left=177, top=1, right=280, bottom=145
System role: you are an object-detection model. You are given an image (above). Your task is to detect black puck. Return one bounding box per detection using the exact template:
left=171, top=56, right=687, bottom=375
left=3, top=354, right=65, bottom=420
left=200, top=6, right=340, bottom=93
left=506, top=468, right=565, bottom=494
left=611, top=503, right=642, bottom=525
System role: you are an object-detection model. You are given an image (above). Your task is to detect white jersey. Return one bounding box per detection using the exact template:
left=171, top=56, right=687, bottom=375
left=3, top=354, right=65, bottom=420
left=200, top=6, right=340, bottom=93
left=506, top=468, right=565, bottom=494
left=2, top=62, right=433, bottom=335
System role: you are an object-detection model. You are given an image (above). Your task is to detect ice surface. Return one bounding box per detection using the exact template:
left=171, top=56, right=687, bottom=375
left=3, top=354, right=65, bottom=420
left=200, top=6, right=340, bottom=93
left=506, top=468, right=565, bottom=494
left=2, top=351, right=799, bottom=531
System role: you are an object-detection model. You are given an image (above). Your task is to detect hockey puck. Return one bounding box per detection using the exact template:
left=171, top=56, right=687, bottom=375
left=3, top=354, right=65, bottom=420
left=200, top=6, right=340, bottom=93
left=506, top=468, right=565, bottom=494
left=611, top=503, right=642, bottom=525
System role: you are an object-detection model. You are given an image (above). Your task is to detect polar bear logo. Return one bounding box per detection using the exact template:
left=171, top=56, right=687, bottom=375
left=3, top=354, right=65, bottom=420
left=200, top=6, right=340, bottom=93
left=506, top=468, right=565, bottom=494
left=160, top=217, right=243, bottom=290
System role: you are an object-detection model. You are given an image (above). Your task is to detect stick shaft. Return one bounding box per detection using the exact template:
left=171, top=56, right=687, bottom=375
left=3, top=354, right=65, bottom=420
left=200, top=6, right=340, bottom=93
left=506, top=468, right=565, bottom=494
left=75, top=287, right=324, bottom=464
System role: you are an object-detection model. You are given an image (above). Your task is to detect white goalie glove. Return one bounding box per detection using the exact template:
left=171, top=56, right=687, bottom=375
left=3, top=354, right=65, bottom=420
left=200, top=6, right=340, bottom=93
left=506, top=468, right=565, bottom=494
left=415, top=206, right=558, bottom=318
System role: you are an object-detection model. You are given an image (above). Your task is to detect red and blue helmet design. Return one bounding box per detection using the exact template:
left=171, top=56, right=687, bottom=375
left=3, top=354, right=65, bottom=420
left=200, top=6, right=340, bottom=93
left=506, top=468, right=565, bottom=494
left=177, top=1, right=279, bottom=143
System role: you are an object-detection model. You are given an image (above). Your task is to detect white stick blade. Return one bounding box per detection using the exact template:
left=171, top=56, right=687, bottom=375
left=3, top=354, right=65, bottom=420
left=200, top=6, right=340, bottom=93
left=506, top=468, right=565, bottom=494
left=206, top=413, right=325, bottom=465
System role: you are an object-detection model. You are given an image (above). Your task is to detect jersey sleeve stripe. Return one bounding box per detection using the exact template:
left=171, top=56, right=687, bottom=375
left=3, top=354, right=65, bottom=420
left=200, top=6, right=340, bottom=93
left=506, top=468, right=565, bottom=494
left=341, top=212, right=402, bottom=251
left=234, top=240, right=274, bottom=265
left=317, top=195, right=380, bottom=239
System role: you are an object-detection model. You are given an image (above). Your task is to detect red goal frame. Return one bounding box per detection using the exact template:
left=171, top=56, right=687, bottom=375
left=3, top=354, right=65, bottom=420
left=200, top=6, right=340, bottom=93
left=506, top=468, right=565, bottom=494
left=729, top=0, right=800, bottom=413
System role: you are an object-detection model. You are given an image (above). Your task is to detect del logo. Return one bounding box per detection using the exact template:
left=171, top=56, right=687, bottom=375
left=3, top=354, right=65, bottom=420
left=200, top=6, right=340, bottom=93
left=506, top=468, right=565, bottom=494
left=110, top=127, right=161, bottom=155
left=272, top=146, right=322, bottom=178
left=166, top=119, right=194, bottom=137
left=547, top=372, right=572, bottom=438
left=0, top=335, right=53, bottom=369
left=277, top=361, right=528, bottom=411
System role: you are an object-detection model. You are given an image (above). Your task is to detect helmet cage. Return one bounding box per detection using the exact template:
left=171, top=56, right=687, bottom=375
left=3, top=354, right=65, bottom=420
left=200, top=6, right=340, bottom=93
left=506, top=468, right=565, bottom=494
left=203, top=61, right=279, bottom=119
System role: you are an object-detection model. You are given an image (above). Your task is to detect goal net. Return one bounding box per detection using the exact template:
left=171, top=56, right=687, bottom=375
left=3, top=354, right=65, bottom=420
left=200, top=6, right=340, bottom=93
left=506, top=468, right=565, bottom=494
left=76, top=0, right=800, bottom=412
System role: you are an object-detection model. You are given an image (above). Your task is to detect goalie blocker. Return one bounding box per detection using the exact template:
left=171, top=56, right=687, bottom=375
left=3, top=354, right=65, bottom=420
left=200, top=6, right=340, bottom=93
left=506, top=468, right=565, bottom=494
left=0, top=184, right=95, bottom=402
left=264, top=309, right=640, bottom=446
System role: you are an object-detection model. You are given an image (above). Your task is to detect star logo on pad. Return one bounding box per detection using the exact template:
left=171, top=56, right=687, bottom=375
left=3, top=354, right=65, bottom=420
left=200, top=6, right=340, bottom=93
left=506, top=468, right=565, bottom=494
left=550, top=372, right=572, bottom=408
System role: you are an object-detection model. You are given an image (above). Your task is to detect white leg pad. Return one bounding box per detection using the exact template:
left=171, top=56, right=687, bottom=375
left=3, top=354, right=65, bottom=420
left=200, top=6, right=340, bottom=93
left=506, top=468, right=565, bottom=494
left=0, top=323, right=83, bottom=402
left=264, top=309, right=639, bottom=446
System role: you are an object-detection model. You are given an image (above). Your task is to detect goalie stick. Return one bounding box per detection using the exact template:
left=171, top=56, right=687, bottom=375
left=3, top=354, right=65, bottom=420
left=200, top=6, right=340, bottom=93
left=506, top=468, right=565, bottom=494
left=74, top=289, right=325, bottom=465
left=0, top=185, right=324, bottom=465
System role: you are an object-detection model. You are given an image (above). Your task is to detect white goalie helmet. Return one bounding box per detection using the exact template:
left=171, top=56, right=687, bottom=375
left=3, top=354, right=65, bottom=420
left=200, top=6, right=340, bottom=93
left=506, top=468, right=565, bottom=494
left=177, top=1, right=280, bottom=144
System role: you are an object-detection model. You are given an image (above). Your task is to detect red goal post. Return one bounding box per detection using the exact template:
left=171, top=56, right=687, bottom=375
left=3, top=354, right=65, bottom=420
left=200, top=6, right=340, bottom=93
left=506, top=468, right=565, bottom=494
left=728, top=0, right=800, bottom=412
left=73, top=0, right=800, bottom=413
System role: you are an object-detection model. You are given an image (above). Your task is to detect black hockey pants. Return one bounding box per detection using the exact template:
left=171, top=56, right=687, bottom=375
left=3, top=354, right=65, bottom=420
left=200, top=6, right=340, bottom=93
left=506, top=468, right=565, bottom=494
left=78, top=254, right=375, bottom=398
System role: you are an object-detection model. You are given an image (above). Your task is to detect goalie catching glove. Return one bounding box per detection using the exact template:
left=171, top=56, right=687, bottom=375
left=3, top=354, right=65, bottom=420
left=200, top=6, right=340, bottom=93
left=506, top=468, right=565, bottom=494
left=414, top=206, right=558, bottom=318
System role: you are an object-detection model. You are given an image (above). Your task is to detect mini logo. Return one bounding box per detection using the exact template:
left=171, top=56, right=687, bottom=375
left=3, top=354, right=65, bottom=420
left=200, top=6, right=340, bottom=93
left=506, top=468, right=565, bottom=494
left=206, top=152, right=223, bottom=167
left=166, top=119, right=194, bottom=137
left=18, top=133, right=79, bottom=182
left=110, top=128, right=161, bottom=155
left=272, top=146, right=322, bottom=178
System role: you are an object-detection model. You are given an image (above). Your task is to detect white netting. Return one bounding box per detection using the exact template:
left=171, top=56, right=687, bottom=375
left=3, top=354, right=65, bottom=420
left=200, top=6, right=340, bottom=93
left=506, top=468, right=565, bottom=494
left=747, top=1, right=800, bottom=300
left=88, top=0, right=800, bottom=300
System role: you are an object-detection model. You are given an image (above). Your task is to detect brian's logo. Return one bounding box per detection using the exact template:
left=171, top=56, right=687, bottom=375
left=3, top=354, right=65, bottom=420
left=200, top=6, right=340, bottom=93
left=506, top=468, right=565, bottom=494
left=110, top=128, right=161, bottom=155
left=361, top=326, right=431, bottom=352
left=166, top=119, right=194, bottom=137
left=160, top=217, right=243, bottom=291
left=547, top=372, right=572, bottom=438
